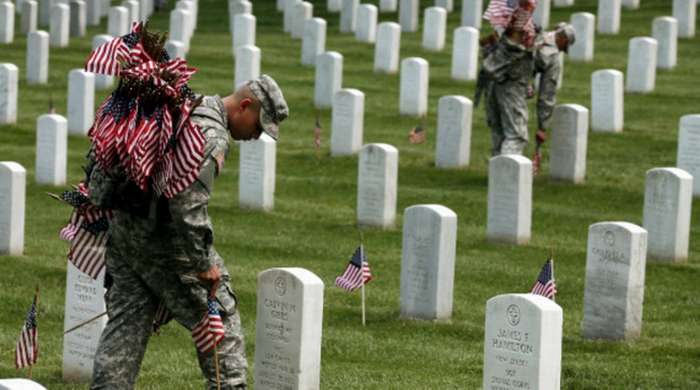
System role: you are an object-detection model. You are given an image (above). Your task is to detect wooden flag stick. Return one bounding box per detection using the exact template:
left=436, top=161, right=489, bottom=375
left=214, top=345, right=221, bottom=390
left=28, top=287, right=40, bottom=379
left=358, top=230, right=366, bottom=326
left=64, top=311, right=108, bottom=334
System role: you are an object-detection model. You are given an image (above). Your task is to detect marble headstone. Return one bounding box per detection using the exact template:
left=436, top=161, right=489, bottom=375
left=673, top=0, right=695, bottom=38
left=461, top=0, right=482, bottom=28
left=86, top=0, right=100, bottom=26
left=239, top=133, right=276, bottom=211
left=591, top=69, right=623, bottom=133
left=232, top=13, right=256, bottom=55
left=169, top=8, right=191, bottom=51
left=254, top=268, right=324, bottom=390
left=553, top=0, right=574, bottom=5
left=550, top=104, right=588, bottom=183
left=451, top=26, right=478, bottom=81
left=228, top=0, right=251, bottom=34
left=533, top=0, right=550, bottom=29
left=327, top=0, right=340, bottom=12
left=435, top=0, right=453, bottom=12
left=284, top=0, right=300, bottom=33
left=0, top=379, right=47, bottom=390
left=399, top=57, right=428, bottom=117
left=0, top=63, right=18, bottom=124
left=400, top=204, right=457, bottom=320
left=622, top=0, right=639, bottom=9
left=357, top=143, right=398, bottom=228
left=165, top=40, right=186, bottom=60
left=291, top=1, right=312, bottom=40
left=0, top=1, right=15, bottom=43
left=49, top=3, right=69, bottom=47
left=339, top=0, right=357, bottom=33
left=487, top=155, right=532, bottom=245
left=652, top=17, right=677, bottom=70
left=355, top=4, right=377, bottom=43
left=569, top=12, right=595, bottom=62
left=677, top=115, right=700, bottom=197
left=107, top=5, right=128, bottom=36
left=234, top=44, right=260, bottom=89
left=0, top=162, right=25, bottom=256
left=122, top=0, right=139, bottom=27
left=625, top=37, right=657, bottom=93
left=422, top=6, right=446, bottom=51
left=435, top=95, right=472, bottom=168
left=27, top=30, right=48, bottom=84
left=399, top=0, right=418, bottom=32
left=301, top=17, right=326, bottom=66
left=67, top=69, right=94, bottom=135
left=331, top=88, right=364, bottom=156
left=314, top=51, right=343, bottom=109
left=69, top=0, right=85, bottom=37
left=582, top=222, right=647, bottom=341
left=597, top=0, right=621, bottom=34
left=21, top=0, right=37, bottom=34
left=35, top=114, right=67, bottom=185
left=379, top=0, right=397, bottom=12
left=373, top=22, right=400, bottom=74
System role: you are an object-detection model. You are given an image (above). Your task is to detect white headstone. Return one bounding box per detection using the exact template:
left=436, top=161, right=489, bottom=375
left=597, top=0, right=621, bottom=34
left=275, top=0, right=284, bottom=12
left=165, top=40, right=186, bottom=60
left=483, top=294, right=563, bottom=390
left=643, top=168, right=693, bottom=262
left=591, top=69, right=623, bottom=133
left=569, top=12, right=595, bottom=62
left=677, top=115, right=700, bottom=197
left=91, top=35, right=114, bottom=90
left=254, top=268, right=324, bottom=390
left=49, top=3, right=68, bottom=47
left=291, top=1, right=312, bottom=39
left=339, top=0, right=357, bottom=33
left=331, top=89, right=364, bottom=156
left=232, top=13, right=255, bottom=56
left=451, top=26, right=478, bottom=81
left=461, top=0, right=482, bottom=28
left=138, top=0, right=151, bottom=20
left=39, top=0, right=52, bottom=26
left=357, top=143, right=398, bottom=228
left=355, top=4, right=377, bottom=43
left=582, top=222, right=647, bottom=340
left=327, top=0, right=340, bottom=12
left=26, top=30, right=48, bottom=84
left=422, top=6, right=446, bottom=51
left=625, top=37, right=657, bottom=93
left=487, top=155, right=532, bottom=245
left=169, top=8, right=191, bottom=51
left=1, top=2, right=15, bottom=43
left=122, top=0, right=139, bottom=27
left=673, top=0, right=695, bottom=38
left=399, top=0, right=418, bottom=32
left=435, top=95, right=472, bottom=168
left=373, top=21, right=400, bottom=74
left=0, top=162, right=25, bottom=256
left=234, top=44, right=260, bottom=89
left=553, top=0, right=574, bottom=6
left=176, top=0, right=196, bottom=35
left=35, top=114, right=67, bottom=185
left=68, top=0, right=85, bottom=37
left=399, top=57, right=428, bottom=117
left=228, top=0, right=251, bottom=34
left=86, top=0, right=99, bottom=26
left=400, top=204, right=457, bottom=320
left=314, top=51, right=343, bottom=109
left=652, top=17, right=677, bottom=70
left=379, top=0, right=397, bottom=12
left=21, top=0, right=37, bottom=34
left=550, top=104, right=588, bottom=183
left=239, top=133, right=276, bottom=211
left=0, top=64, right=18, bottom=124
left=301, top=17, right=326, bottom=66
left=622, top=0, right=639, bottom=9
left=435, top=0, right=453, bottom=11
left=533, top=0, right=550, bottom=29
left=0, top=379, right=47, bottom=390
left=107, top=6, right=128, bottom=36
left=284, top=0, right=300, bottom=33
left=67, top=69, right=94, bottom=135
left=62, top=262, right=106, bottom=382
left=100, top=0, right=108, bottom=16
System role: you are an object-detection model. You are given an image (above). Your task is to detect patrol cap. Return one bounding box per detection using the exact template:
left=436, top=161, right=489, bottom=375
left=555, top=22, right=576, bottom=52
left=247, top=74, right=289, bottom=140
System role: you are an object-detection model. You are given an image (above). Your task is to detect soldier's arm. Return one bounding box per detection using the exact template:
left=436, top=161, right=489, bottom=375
left=536, top=54, right=561, bottom=130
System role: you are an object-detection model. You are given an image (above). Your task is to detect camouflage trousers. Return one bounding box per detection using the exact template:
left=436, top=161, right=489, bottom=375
left=485, top=79, right=530, bottom=156
left=90, top=245, right=248, bottom=389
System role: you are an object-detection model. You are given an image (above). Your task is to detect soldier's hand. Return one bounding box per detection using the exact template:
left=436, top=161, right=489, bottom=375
left=197, top=265, right=221, bottom=297
left=536, top=129, right=547, bottom=144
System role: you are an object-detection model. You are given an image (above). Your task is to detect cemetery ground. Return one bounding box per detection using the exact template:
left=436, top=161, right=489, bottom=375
left=1, top=0, right=699, bottom=388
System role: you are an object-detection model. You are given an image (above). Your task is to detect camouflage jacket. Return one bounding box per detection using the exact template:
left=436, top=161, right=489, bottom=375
left=88, top=95, right=231, bottom=276
left=534, top=31, right=562, bottom=130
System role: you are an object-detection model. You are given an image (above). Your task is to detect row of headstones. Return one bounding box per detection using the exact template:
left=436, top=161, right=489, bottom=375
left=168, top=0, right=199, bottom=56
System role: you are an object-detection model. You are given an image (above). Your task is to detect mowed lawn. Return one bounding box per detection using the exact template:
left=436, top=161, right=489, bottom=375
left=1, top=0, right=699, bottom=388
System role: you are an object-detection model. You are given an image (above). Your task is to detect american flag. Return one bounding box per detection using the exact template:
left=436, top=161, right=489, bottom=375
left=15, top=293, right=39, bottom=369
left=483, top=0, right=518, bottom=28
left=408, top=124, right=426, bottom=144
left=314, top=116, right=322, bottom=149
left=335, top=245, right=373, bottom=292
left=483, top=0, right=537, bottom=46
left=84, top=35, right=130, bottom=76
left=531, top=258, right=556, bottom=300
left=191, top=298, right=225, bottom=353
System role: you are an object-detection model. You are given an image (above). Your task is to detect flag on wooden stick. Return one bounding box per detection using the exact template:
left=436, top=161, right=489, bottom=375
left=408, top=123, right=426, bottom=144
left=15, top=291, right=39, bottom=369
left=314, top=114, right=322, bottom=159
left=191, top=297, right=225, bottom=353
left=530, top=258, right=557, bottom=300
left=335, top=245, right=373, bottom=292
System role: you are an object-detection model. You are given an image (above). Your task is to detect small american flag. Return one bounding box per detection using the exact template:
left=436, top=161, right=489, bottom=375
left=483, top=0, right=518, bottom=28
left=531, top=258, right=556, bottom=300
left=335, top=245, right=373, bottom=292
left=191, top=298, right=225, bottom=353
left=85, top=35, right=130, bottom=76
left=314, top=116, right=322, bottom=149
left=15, top=293, right=39, bottom=369
left=408, top=124, right=426, bottom=144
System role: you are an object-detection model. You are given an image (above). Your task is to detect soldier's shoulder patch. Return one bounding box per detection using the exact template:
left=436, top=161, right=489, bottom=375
left=213, top=150, right=226, bottom=175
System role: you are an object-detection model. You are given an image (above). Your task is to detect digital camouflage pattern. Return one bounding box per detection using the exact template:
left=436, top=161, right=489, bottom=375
left=90, top=95, right=248, bottom=390
left=534, top=31, right=563, bottom=131
left=246, top=74, right=289, bottom=140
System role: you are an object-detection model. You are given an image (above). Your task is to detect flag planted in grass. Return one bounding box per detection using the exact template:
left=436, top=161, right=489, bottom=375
left=408, top=124, right=426, bottom=144
left=335, top=245, right=373, bottom=292
left=15, top=292, right=39, bottom=369
left=192, top=297, right=225, bottom=353
left=531, top=258, right=557, bottom=300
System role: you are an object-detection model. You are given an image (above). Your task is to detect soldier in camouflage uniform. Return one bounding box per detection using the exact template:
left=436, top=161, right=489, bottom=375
left=89, top=75, right=289, bottom=390
left=480, top=23, right=575, bottom=156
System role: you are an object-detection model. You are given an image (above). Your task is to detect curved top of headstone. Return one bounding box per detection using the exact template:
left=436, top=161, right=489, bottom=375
left=439, top=95, right=471, bottom=104
left=258, top=132, right=275, bottom=144
left=489, top=154, right=532, bottom=167
left=572, top=11, right=595, bottom=19
left=53, top=3, right=69, bottom=11
left=0, top=162, right=26, bottom=175
left=680, top=114, right=700, bottom=126
left=486, top=293, right=562, bottom=317
left=258, top=267, right=324, bottom=288
left=630, top=36, right=658, bottom=46
left=646, top=167, right=693, bottom=181
left=335, top=88, right=364, bottom=98
left=69, top=68, right=93, bottom=77
left=592, top=68, right=623, bottom=78
left=404, top=204, right=457, bottom=220
left=378, top=21, right=401, bottom=29
left=112, top=5, right=128, bottom=12
left=426, top=6, right=447, bottom=15
left=0, top=379, right=48, bottom=390
left=0, top=63, right=18, bottom=72
left=359, top=3, right=377, bottom=11
left=455, top=25, right=479, bottom=34
left=38, top=113, right=67, bottom=123
left=236, top=44, right=261, bottom=54
left=653, top=16, right=678, bottom=25
left=361, top=143, right=398, bottom=156
left=589, top=221, right=647, bottom=236
left=402, top=56, right=428, bottom=66
left=557, top=103, right=588, bottom=113
left=308, top=17, right=326, bottom=25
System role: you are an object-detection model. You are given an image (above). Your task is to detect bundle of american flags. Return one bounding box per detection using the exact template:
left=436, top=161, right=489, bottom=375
left=192, top=298, right=226, bottom=353
left=335, top=245, right=373, bottom=292
left=57, top=183, right=112, bottom=279
left=483, top=0, right=538, bottom=47
left=530, top=258, right=557, bottom=300
left=15, top=292, right=39, bottom=369
left=85, top=22, right=204, bottom=199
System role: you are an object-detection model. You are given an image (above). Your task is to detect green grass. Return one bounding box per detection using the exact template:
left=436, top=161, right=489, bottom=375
left=1, top=0, right=700, bottom=388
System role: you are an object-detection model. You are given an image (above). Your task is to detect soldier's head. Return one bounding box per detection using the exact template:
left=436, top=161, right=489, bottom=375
left=554, top=23, right=576, bottom=53
left=223, top=75, right=289, bottom=141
